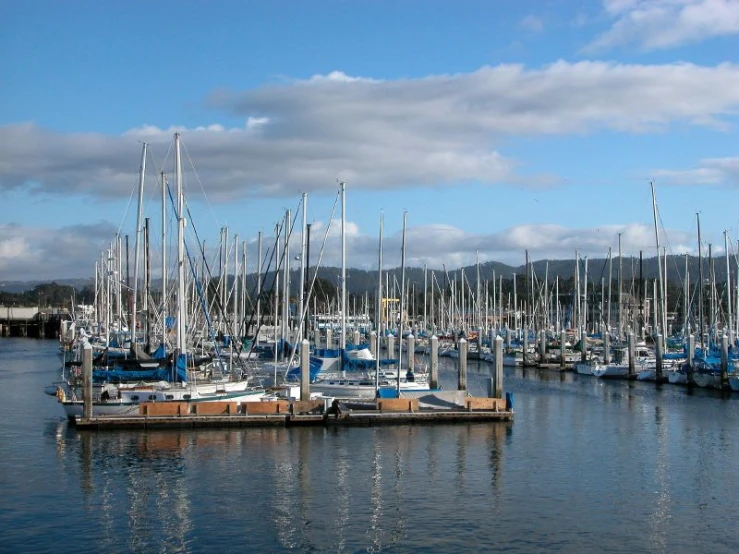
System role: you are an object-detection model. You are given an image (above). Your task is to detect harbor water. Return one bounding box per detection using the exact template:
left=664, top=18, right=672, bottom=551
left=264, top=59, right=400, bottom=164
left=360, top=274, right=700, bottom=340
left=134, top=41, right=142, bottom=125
left=1, top=337, right=738, bottom=553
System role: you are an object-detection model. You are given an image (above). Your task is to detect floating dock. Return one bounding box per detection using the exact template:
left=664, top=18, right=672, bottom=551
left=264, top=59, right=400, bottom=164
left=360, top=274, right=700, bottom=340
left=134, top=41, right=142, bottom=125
left=73, top=394, right=514, bottom=430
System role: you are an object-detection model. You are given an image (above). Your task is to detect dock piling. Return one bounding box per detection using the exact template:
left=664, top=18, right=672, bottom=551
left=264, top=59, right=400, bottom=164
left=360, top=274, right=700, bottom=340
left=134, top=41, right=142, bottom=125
left=408, top=333, right=415, bottom=372
left=628, top=331, right=636, bottom=377
left=721, top=333, right=729, bottom=388
left=458, top=338, right=468, bottom=391
left=300, top=339, right=310, bottom=401
left=656, top=332, right=663, bottom=381
left=430, top=335, right=439, bottom=389
left=82, top=342, right=93, bottom=419
left=538, top=330, right=546, bottom=364
left=369, top=331, right=377, bottom=358
left=493, top=334, right=503, bottom=398
left=560, top=329, right=567, bottom=370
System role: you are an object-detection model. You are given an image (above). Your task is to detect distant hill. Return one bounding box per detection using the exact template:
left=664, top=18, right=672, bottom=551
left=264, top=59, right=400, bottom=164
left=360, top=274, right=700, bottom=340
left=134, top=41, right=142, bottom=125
left=0, top=278, right=94, bottom=294
left=0, top=254, right=728, bottom=295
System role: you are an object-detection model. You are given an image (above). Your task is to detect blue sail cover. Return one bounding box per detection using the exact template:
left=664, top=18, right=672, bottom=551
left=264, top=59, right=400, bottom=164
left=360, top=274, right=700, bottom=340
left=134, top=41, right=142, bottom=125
left=93, top=353, right=188, bottom=383
left=151, top=343, right=168, bottom=360
left=93, top=368, right=173, bottom=382
left=342, top=349, right=398, bottom=371
left=285, top=357, right=325, bottom=383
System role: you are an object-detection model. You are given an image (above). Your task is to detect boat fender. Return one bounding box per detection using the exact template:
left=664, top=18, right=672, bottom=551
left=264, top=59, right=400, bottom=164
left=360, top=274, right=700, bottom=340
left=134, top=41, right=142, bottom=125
left=56, top=387, right=65, bottom=403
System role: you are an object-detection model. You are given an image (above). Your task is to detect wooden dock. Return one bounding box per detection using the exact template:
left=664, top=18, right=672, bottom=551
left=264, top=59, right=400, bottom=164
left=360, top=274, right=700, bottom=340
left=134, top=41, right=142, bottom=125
left=73, top=396, right=514, bottom=430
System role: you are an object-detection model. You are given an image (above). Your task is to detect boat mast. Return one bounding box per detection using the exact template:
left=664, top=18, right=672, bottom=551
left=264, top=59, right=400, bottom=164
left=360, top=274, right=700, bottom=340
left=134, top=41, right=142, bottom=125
left=256, top=231, right=262, bottom=340
left=131, top=142, right=147, bottom=337
left=161, top=171, right=167, bottom=349
left=398, top=210, right=407, bottom=392
left=651, top=182, right=665, bottom=341
left=697, top=213, right=704, bottom=351
left=174, top=132, right=187, bottom=358
left=375, top=212, right=384, bottom=395
left=725, top=231, right=733, bottom=345
left=282, top=210, right=290, bottom=352
left=297, top=193, right=308, bottom=342
left=618, top=233, right=623, bottom=341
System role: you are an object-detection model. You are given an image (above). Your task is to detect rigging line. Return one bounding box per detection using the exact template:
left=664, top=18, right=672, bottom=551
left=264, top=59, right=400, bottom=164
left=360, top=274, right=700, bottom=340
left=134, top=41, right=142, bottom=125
left=281, top=187, right=341, bottom=373
left=235, top=221, right=286, bottom=359
left=115, top=171, right=139, bottom=237
left=236, top=197, right=304, bottom=342
left=180, top=137, right=223, bottom=230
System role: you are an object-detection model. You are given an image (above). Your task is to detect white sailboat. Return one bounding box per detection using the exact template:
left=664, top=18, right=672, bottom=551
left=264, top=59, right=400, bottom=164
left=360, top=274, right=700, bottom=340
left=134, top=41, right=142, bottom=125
left=53, top=134, right=265, bottom=420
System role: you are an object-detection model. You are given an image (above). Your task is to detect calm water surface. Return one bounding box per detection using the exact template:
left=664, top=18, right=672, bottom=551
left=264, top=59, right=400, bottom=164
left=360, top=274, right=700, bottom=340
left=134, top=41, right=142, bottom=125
left=1, top=338, right=738, bottom=553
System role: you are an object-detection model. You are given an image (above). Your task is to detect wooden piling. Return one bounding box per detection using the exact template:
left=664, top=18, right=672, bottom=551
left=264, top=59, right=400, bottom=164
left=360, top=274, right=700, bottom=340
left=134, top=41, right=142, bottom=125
left=655, top=332, right=663, bottom=381
left=387, top=335, right=395, bottom=361
left=628, top=331, right=636, bottom=377
left=326, top=329, right=333, bottom=349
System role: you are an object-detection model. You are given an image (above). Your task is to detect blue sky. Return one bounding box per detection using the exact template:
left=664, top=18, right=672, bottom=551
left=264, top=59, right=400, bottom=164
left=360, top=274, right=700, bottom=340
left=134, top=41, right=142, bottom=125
left=2, top=0, right=739, bottom=281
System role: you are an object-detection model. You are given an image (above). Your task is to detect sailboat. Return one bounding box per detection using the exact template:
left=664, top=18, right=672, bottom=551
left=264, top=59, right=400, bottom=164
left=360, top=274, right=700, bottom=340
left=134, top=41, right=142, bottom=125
left=53, top=134, right=265, bottom=420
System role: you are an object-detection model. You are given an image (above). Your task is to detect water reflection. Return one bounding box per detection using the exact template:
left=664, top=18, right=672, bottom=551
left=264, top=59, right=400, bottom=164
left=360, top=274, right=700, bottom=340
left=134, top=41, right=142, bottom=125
left=52, top=422, right=510, bottom=553
left=648, top=406, right=671, bottom=554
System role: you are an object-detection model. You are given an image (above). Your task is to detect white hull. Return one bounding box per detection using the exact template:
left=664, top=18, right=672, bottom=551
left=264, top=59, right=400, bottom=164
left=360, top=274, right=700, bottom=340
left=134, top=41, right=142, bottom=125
left=57, top=381, right=266, bottom=420
left=573, top=361, right=603, bottom=375
left=592, top=364, right=633, bottom=379
left=502, top=354, right=523, bottom=367
left=692, top=372, right=722, bottom=389
left=311, top=373, right=431, bottom=399
left=668, top=371, right=688, bottom=385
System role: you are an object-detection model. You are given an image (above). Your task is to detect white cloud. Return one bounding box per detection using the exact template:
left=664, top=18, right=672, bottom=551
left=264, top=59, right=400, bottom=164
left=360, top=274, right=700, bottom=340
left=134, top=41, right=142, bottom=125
left=653, top=156, right=739, bottom=184
left=2, top=62, right=739, bottom=202
left=278, top=221, right=683, bottom=271
left=1, top=219, right=686, bottom=281
left=0, top=222, right=116, bottom=281
left=520, top=15, right=544, bottom=32
left=587, top=0, right=739, bottom=51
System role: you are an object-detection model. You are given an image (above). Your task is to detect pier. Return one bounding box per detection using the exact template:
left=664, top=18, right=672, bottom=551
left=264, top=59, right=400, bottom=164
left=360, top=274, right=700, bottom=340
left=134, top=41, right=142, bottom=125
left=73, top=395, right=514, bottom=430
left=0, top=305, right=66, bottom=338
